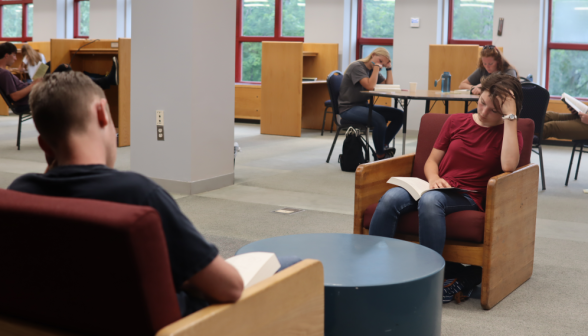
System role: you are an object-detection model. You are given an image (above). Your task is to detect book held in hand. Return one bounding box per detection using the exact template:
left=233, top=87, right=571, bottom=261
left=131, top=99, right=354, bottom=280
left=387, top=177, right=476, bottom=201
left=561, top=93, right=587, bottom=115
left=32, top=63, right=49, bottom=80
left=225, top=252, right=281, bottom=289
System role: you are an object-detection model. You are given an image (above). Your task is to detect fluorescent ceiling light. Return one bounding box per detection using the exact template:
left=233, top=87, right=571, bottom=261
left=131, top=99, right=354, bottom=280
left=476, top=0, right=494, bottom=2
left=297, top=3, right=305, bottom=6
left=460, top=4, right=492, bottom=8
left=244, top=3, right=270, bottom=6
left=244, top=0, right=267, bottom=2
left=575, top=7, right=588, bottom=10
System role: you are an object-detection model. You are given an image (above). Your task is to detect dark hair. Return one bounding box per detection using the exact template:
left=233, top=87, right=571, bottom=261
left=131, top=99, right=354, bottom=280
left=29, top=71, right=106, bottom=146
left=478, top=46, right=517, bottom=76
left=0, top=42, right=17, bottom=59
left=479, top=73, right=523, bottom=116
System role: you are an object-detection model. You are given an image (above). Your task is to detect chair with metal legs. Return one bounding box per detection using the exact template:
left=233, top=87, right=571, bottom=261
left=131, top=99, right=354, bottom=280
left=565, top=139, right=588, bottom=186
left=324, top=70, right=375, bottom=163
left=0, top=89, right=32, bottom=151
left=321, top=100, right=335, bottom=136
left=520, top=83, right=550, bottom=190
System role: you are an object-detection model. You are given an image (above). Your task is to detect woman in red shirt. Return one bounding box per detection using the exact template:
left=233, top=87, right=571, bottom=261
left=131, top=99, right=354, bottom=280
left=369, top=74, right=524, bottom=302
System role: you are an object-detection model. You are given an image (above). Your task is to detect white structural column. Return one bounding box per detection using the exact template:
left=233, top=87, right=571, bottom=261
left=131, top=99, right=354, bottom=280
left=32, top=0, right=73, bottom=41
left=305, top=0, right=353, bottom=70
left=89, top=0, right=130, bottom=39
left=130, top=0, right=235, bottom=195
left=492, top=0, right=544, bottom=84
left=393, top=0, right=444, bottom=131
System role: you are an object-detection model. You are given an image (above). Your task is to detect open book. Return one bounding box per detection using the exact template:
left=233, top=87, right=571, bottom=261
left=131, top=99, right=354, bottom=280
left=32, top=63, right=49, bottom=80
left=561, top=93, right=587, bottom=115
left=387, top=177, right=476, bottom=201
left=226, top=252, right=281, bottom=289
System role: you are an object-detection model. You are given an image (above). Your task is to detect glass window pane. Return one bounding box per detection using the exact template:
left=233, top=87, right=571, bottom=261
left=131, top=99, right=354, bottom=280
left=452, top=0, right=494, bottom=40
left=242, top=42, right=262, bottom=82
left=27, top=4, right=33, bottom=37
left=282, top=0, right=305, bottom=37
left=242, top=0, right=275, bottom=37
left=549, top=49, right=588, bottom=98
left=2, top=5, right=23, bottom=38
left=361, top=0, right=395, bottom=38
left=361, top=45, right=393, bottom=75
left=551, top=0, right=588, bottom=44
left=79, top=1, right=90, bottom=37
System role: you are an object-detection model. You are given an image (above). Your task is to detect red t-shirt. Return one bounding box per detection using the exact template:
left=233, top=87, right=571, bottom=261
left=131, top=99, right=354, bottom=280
left=433, top=114, right=523, bottom=211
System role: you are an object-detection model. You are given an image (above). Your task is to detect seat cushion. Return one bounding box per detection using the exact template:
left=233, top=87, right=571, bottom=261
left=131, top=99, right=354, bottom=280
left=362, top=203, right=486, bottom=244
left=324, top=100, right=332, bottom=107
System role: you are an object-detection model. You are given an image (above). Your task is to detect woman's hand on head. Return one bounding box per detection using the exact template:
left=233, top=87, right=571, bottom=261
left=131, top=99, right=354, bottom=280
left=471, top=86, right=482, bottom=95
left=429, top=177, right=452, bottom=189
left=384, top=59, right=392, bottom=69
left=501, top=91, right=517, bottom=116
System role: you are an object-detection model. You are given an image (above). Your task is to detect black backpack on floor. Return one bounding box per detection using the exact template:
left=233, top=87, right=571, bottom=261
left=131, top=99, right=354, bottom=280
left=338, top=128, right=367, bottom=172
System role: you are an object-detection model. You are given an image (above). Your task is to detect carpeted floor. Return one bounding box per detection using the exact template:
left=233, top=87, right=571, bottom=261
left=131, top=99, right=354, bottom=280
left=1, top=115, right=587, bottom=335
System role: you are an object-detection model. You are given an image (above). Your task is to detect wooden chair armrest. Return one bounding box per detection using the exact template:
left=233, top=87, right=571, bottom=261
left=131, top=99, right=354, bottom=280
left=354, top=154, right=415, bottom=234
left=157, top=259, right=324, bottom=336
left=482, top=163, right=539, bottom=309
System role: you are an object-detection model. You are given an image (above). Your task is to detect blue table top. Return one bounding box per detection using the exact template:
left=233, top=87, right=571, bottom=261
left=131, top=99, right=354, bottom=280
left=237, top=233, right=445, bottom=287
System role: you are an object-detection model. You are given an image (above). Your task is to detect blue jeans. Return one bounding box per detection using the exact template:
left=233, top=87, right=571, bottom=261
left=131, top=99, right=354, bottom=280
left=340, top=105, right=404, bottom=154
left=369, top=188, right=478, bottom=255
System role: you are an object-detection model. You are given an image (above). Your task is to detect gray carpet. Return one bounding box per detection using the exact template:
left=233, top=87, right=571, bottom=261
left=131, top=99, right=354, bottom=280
left=1, top=116, right=587, bottom=335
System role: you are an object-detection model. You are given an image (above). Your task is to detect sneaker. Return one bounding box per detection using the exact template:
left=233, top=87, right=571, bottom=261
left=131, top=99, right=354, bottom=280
left=442, top=278, right=464, bottom=303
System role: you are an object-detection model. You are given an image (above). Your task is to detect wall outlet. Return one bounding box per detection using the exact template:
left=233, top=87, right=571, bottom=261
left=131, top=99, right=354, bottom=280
left=157, top=125, right=164, bottom=141
left=156, top=110, right=164, bottom=126
left=111, top=42, right=119, bottom=48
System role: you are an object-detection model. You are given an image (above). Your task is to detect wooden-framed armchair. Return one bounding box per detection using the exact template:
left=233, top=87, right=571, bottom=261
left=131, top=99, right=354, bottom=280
left=354, top=113, right=539, bottom=310
left=0, top=189, right=324, bottom=336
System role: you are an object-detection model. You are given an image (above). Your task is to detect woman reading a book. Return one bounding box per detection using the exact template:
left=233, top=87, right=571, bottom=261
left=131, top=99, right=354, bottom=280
left=459, top=45, right=517, bottom=96
left=338, top=47, right=404, bottom=160
left=542, top=104, right=588, bottom=141
left=370, top=73, right=524, bottom=302
left=19, top=44, right=47, bottom=82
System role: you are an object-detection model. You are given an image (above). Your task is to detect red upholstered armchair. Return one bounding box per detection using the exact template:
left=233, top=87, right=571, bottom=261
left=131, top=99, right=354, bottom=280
left=354, top=114, right=539, bottom=310
left=0, top=189, right=324, bottom=336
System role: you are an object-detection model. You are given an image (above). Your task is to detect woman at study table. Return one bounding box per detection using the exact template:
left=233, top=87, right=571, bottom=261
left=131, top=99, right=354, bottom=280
left=338, top=47, right=404, bottom=160
left=459, top=45, right=517, bottom=95
left=19, top=44, right=47, bottom=82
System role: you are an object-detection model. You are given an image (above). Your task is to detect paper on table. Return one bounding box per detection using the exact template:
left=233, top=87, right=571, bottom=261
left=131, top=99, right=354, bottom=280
left=226, top=252, right=281, bottom=289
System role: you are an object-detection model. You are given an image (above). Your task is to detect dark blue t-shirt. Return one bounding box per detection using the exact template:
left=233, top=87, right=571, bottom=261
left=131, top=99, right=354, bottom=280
left=8, top=165, right=218, bottom=316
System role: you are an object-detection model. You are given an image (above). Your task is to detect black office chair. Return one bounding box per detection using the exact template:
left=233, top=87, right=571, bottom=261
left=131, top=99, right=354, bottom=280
left=325, top=70, right=374, bottom=163
left=565, top=139, right=588, bottom=186
left=0, top=89, right=32, bottom=151
left=520, top=83, right=550, bottom=190
left=519, top=74, right=533, bottom=83
left=321, top=100, right=335, bottom=136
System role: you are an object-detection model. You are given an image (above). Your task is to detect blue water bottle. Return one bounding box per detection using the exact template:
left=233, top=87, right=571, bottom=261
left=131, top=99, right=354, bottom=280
left=441, top=72, right=452, bottom=93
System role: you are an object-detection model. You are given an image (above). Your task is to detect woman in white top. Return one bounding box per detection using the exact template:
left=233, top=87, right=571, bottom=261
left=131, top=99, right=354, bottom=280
left=20, top=44, right=47, bottom=81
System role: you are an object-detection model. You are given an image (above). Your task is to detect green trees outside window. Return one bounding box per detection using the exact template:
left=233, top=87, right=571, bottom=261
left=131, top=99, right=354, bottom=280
left=2, top=5, right=23, bottom=38
left=361, top=0, right=394, bottom=39
left=282, top=0, right=305, bottom=37
left=451, top=0, right=494, bottom=41
left=79, top=1, right=90, bottom=37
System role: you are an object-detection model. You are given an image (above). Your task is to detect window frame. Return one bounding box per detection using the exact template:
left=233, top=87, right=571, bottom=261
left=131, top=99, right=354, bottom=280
left=545, top=0, right=588, bottom=99
left=74, top=0, right=89, bottom=39
left=0, top=0, right=33, bottom=42
left=235, top=0, right=304, bottom=83
left=356, top=0, right=394, bottom=60
left=447, top=0, right=493, bottom=46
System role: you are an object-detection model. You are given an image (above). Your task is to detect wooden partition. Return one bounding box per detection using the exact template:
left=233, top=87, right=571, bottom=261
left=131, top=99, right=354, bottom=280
left=235, top=84, right=261, bottom=120
left=260, top=42, right=338, bottom=136
left=50, top=39, right=131, bottom=147
left=428, top=45, right=502, bottom=114
left=0, top=42, right=51, bottom=116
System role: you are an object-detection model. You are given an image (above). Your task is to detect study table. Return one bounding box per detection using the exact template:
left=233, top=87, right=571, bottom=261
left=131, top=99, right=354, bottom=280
left=362, top=90, right=480, bottom=156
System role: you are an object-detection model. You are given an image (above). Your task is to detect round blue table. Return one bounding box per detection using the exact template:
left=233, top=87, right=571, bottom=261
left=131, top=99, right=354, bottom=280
left=237, top=233, right=445, bottom=336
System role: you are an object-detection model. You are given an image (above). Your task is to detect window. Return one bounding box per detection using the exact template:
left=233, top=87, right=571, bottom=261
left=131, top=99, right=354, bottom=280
left=356, top=0, right=394, bottom=73
left=448, top=0, right=493, bottom=46
left=74, top=0, right=90, bottom=39
left=546, top=0, right=588, bottom=98
left=236, top=0, right=306, bottom=83
left=0, top=0, right=33, bottom=42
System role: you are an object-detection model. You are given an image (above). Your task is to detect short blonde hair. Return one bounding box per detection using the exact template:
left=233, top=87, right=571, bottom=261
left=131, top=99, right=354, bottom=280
left=358, top=47, right=391, bottom=64
left=30, top=71, right=106, bottom=146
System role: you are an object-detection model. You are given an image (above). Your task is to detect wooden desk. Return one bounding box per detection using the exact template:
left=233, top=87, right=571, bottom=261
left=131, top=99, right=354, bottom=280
left=260, top=42, right=338, bottom=137
left=362, top=89, right=480, bottom=155
left=51, top=39, right=131, bottom=147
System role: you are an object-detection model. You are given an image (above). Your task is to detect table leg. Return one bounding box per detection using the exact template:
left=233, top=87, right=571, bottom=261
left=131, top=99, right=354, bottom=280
left=402, top=98, right=408, bottom=155
left=394, top=98, right=398, bottom=109
left=445, top=100, right=449, bottom=114
left=425, top=100, right=430, bottom=114
left=367, top=98, right=373, bottom=162
left=464, top=101, right=469, bottom=113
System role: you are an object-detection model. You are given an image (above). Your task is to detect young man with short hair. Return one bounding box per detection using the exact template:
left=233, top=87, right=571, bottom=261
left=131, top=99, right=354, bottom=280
left=0, top=42, right=118, bottom=113
left=8, top=71, right=244, bottom=316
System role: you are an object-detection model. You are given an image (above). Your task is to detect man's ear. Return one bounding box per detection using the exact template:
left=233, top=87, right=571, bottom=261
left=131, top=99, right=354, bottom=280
left=96, top=98, right=110, bottom=128
left=37, top=136, right=55, bottom=165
